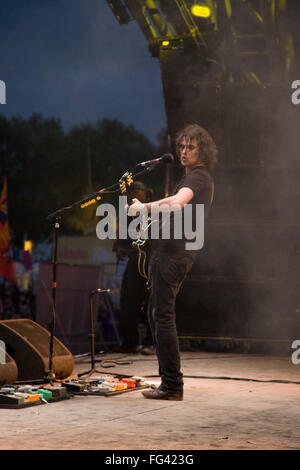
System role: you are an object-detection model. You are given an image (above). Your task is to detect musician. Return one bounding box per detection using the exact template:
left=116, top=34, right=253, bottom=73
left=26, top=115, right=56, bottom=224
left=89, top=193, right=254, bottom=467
left=126, top=124, right=217, bottom=400
left=114, top=181, right=154, bottom=354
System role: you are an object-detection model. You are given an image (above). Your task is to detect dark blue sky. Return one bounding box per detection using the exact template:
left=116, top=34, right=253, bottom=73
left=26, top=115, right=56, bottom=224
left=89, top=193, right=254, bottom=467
left=0, top=0, right=167, bottom=143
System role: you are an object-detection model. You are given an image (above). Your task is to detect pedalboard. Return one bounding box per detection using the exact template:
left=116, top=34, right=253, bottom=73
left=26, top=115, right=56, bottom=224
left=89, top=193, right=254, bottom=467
left=0, top=375, right=149, bottom=408
left=62, top=375, right=149, bottom=396
left=0, top=384, right=71, bottom=409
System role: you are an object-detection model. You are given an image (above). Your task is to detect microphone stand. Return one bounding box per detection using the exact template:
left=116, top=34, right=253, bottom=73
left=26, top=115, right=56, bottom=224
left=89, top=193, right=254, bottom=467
left=44, top=186, right=113, bottom=383
left=44, top=207, right=72, bottom=384
left=43, top=162, right=167, bottom=384
left=78, top=288, right=111, bottom=378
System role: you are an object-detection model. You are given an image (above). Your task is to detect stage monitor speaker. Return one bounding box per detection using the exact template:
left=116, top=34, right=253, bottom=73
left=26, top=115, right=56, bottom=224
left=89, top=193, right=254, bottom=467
left=0, top=319, right=74, bottom=382
left=0, top=349, right=18, bottom=386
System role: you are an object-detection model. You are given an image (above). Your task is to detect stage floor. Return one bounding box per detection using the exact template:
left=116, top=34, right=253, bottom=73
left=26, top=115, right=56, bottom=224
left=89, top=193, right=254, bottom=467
left=1, top=350, right=300, bottom=450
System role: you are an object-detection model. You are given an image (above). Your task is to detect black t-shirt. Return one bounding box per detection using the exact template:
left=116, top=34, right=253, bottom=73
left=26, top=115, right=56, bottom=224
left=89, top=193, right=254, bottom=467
left=152, top=166, right=214, bottom=254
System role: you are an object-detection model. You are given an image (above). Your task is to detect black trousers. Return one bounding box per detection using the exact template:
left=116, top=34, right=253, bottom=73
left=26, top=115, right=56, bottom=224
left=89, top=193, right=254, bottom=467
left=119, top=253, right=152, bottom=348
left=147, top=249, right=196, bottom=392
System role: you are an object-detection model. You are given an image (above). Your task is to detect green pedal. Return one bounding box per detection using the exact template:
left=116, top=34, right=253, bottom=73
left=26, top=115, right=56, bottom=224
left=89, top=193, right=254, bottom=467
left=37, top=389, right=53, bottom=399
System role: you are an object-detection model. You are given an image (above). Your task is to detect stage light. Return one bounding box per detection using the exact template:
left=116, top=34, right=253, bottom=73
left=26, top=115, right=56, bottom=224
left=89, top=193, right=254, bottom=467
left=162, top=40, right=170, bottom=46
left=24, top=240, right=33, bottom=253
left=80, top=196, right=101, bottom=209
left=191, top=3, right=211, bottom=18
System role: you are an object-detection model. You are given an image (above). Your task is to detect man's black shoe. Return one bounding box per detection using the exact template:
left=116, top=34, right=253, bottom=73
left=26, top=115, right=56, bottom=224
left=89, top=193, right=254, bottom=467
left=142, top=387, right=183, bottom=401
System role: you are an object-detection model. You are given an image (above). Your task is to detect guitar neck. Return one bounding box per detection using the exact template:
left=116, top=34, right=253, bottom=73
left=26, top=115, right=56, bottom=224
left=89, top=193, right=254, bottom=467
left=126, top=193, right=133, bottom=206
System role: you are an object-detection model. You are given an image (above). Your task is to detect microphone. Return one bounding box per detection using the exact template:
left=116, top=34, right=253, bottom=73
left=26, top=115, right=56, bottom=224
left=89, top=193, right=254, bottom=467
left=137, top=153, right=174, bottom=167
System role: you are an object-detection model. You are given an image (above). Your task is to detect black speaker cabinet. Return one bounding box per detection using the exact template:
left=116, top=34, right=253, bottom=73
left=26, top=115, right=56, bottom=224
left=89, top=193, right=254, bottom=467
left=0, top=319, right=74, bottom=381
left=0, top=348, right=18, bottom=386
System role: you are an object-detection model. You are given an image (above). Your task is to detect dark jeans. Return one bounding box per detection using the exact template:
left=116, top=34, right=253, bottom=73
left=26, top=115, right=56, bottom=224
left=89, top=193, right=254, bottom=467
left=147, top=249, right=196, bottom=392
left=119, top=254, right=152, bottom=348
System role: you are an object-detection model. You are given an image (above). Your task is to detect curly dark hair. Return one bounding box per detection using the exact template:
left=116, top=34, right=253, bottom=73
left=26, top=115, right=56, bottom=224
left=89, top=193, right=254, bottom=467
left=175, top=124, right=218, bottom=172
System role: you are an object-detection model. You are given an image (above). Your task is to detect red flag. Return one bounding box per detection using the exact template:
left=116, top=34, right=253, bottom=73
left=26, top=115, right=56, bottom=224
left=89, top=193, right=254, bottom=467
left=0, top=178, right=14, bottom=282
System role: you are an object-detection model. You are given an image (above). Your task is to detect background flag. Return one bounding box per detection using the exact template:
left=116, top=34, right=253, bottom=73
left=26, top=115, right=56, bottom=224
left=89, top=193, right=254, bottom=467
left=0, top=177, right=14, bottom=282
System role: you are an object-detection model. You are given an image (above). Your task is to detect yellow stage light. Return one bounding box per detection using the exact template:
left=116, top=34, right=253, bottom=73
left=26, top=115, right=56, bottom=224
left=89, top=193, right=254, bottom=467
left=191, top=4, right=211, bottom=18
left=24, top=240, right=33, bottom=253
left=80, top=195, right=101, bottom=209
left=162, top=40, right=170, bottom=46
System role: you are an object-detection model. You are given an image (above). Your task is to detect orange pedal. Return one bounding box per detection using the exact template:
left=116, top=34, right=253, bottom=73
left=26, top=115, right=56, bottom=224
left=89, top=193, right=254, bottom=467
left=121, top=379, right=136, bottom=388
left=114, top=382, right=127, bottom=391
left=27, top=394, right=41, bottom=402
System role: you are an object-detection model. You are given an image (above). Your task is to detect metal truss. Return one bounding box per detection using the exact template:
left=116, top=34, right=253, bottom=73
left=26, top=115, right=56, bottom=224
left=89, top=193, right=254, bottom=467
left=108, top=0, right=296, bottom=85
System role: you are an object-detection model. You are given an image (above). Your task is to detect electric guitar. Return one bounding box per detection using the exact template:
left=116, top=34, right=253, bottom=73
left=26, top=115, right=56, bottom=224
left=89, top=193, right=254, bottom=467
left=119, top=171, right=149, bottom=280
left=119, top=171, right=148, bottom=237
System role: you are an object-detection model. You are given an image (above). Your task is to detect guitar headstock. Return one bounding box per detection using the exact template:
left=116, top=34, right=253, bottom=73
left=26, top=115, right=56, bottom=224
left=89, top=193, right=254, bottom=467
left=119, top=172, right=134, bottom=203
